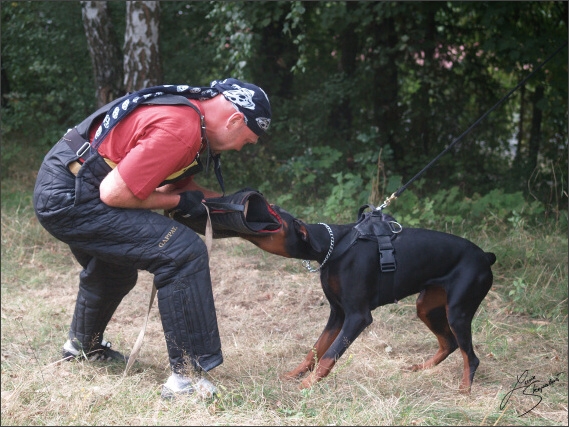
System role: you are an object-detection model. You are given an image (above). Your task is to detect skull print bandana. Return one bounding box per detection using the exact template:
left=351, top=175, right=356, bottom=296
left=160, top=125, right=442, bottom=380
left=92, top=79, right=271, bottom=148
left=210, top=78, right=272, bottom=136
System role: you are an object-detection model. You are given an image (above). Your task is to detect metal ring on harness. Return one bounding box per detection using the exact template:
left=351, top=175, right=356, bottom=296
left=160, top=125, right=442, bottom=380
left=302, top=223, right=335, bottom=273
left=388, top=221, right=403, bottom=233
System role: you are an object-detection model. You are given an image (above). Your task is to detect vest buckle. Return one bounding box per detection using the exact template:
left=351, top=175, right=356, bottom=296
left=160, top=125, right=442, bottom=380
left=76, top=141, right=91, bottom=158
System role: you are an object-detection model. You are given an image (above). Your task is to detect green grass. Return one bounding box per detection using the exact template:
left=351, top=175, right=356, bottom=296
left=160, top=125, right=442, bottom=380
left=1, top=175, right=567, bottom=426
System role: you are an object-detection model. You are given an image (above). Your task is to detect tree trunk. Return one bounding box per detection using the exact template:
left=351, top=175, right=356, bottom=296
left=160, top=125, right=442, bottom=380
left=527, top=84, right=544, bottom=175
left=513, top=83, right=525, bottom=170
left=123, top=1, right=162, bottom=91
left=372, top=15, right=399, bottom=155
left=81, top=1, right=124, bottom=107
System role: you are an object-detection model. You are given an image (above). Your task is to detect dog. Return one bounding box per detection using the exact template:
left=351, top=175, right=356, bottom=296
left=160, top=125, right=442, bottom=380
left=236, top=205, right=496, bottom=394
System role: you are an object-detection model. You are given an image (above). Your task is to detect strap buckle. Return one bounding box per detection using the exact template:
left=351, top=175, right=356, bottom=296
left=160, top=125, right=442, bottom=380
left=379, top=249, right=396, bottom=272
left=76, top=141, right=91, bottom=158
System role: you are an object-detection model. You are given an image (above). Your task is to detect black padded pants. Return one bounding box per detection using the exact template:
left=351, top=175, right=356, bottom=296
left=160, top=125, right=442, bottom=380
left=68, top=247, right=137, bottom=350
left=33, top=140, right=223, bottom=373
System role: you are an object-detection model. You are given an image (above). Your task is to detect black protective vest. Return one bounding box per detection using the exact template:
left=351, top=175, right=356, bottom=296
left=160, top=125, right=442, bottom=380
left=63, top=93, right=224, bottom=191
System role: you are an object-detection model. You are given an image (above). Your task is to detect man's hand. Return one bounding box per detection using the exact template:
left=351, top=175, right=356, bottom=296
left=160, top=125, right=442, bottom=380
left=172, top=191, right=207, bottom=218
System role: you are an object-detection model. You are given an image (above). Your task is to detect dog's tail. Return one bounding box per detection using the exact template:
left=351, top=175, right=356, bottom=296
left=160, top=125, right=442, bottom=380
left=485, top=252, right=497, bottom=266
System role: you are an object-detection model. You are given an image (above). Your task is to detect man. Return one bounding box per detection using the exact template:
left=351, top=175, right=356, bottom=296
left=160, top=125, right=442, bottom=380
left=33, top=78, right=271, bottom=399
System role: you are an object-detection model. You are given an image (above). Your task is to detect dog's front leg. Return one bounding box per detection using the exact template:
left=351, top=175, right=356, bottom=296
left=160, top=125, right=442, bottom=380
left=281, top=306, right=344, bottom=381
left=300, top=310, right=372, bottom=389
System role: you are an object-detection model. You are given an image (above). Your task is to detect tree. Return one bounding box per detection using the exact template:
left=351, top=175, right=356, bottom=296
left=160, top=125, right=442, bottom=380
left=1, top=1, right=94, bottom=153
left=81, top=0, right=162, bottom=103
left=2, top=1, right=566, bottom=214
left=123, top=1, right=162, bottom=91
left=81, top=1, right=124, bottom=107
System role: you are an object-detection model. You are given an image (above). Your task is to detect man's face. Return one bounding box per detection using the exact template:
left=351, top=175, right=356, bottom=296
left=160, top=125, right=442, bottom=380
left=209, top=115, right=259, bottom=154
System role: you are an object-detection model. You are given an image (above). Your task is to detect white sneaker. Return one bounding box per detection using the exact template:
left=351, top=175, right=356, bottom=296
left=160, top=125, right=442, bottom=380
left=160, top=372, right=217, bottom=400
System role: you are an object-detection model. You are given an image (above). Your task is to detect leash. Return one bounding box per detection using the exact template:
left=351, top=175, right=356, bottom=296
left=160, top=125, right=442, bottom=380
left=378, top=41, right=568, bottom=211
left=124, top=284, right=156, bottom=376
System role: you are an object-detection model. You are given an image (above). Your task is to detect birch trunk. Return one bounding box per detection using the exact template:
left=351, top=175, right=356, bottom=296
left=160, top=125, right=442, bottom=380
left=123, top=1, right=163, bottom=91
left=81, top=1, right=124, bottom=107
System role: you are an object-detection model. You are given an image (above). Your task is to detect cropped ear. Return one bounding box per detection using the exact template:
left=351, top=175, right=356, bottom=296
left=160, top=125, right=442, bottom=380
left=293, top=221, right=329, bottom=254
left=293, top=219, right=309, bottom=242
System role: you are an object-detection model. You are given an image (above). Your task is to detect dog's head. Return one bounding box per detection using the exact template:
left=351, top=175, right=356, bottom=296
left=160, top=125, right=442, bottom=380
left=242, top=205, right=328, bottom=262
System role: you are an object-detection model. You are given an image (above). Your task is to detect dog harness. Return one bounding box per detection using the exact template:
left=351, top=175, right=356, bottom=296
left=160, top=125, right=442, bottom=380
left=353, top=204, right=402, bottom=273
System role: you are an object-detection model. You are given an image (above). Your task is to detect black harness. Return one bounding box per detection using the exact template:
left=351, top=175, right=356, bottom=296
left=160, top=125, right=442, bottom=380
left=349, top=205, right=401, bottom=307
left=353, top=204, right=400, bottom=273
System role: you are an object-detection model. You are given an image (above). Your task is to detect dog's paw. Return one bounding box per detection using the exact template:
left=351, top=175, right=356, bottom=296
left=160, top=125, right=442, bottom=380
left=280, top=370, right=305, bottom=381
left=299, top=375, right=318, bottom=389
left=403, top=363, right=424, bottom=372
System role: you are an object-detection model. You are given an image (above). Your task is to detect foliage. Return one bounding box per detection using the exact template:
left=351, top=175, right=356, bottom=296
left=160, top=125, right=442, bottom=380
left=160, top=2, right=226, bottom=84
left=1, top=1, right=567, bottom=216
left=1, top=1, right=93, bottom=170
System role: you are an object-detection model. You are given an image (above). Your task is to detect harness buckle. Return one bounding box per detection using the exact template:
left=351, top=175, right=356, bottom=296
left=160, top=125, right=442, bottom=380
left=76, top=141, right=91, bottom=158
left=379, top=249, right=396, bottom=272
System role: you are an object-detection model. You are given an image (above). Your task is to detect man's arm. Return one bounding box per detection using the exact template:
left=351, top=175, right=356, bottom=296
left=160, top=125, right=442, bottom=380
left=177, top=179, right=222, bottom=198
left=100, top=167, right=182, bottom=210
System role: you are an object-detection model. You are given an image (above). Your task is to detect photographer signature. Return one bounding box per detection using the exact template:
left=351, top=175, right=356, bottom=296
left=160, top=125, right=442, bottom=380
left=500, top=370, right=564, bottom=416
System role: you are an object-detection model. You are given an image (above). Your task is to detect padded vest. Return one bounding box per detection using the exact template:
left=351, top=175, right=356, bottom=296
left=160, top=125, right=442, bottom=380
left=64, top=93, right=210, bottom=187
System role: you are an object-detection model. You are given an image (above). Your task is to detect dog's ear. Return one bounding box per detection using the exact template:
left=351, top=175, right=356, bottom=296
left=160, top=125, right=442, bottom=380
left=293, top=219, right=309, bottom=242
left=293, top=221, right=331, bottom=254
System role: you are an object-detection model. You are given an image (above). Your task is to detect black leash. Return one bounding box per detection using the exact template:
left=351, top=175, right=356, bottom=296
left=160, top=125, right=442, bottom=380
left=379, top=41, right=568, bottom=211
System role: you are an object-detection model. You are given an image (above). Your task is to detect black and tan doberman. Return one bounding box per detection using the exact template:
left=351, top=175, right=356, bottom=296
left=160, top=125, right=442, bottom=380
left=237, top=205, right=496, bottom=394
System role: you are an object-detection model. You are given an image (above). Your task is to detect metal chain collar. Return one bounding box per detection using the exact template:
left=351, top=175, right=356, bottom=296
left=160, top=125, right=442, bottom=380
left=302, top=223, right=335, bottom=273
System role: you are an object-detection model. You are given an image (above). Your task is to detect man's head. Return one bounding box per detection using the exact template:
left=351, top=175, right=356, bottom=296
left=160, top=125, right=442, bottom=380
left=210, top=78, right=271, bottom=137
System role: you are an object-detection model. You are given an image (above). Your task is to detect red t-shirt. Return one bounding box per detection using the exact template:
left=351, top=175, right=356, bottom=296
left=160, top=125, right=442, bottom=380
left=88, top=101, right=204, bottom=200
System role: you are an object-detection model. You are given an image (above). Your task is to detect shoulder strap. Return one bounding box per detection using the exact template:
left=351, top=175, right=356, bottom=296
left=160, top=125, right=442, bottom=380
left=64, top=93, right=203, bottom=157
left=75, top=93, right=131, bottom=139
left=63, top=91, right=226, bottom=194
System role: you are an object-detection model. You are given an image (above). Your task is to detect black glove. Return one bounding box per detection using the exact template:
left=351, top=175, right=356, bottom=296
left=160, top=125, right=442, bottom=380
left=172, top=191, right=206, bottom=218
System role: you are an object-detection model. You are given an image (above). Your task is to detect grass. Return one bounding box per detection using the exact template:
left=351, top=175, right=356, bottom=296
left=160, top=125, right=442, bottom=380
left=1, top=175, right=567, bottom=426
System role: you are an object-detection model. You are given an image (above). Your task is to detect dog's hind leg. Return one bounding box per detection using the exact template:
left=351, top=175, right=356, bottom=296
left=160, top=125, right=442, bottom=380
left=447, top=268, right=493, bottom=393
left=406, top=286, right=458, bottom=372
left=299, top=309, right=372, bottom=389
left=281, top=305, right=344, bottom=381
left=447, top=307, right=480, bottom=394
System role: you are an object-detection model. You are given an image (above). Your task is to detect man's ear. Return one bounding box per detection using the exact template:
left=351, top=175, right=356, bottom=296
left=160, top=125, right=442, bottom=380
left=227, top=111, right=245, bottom=129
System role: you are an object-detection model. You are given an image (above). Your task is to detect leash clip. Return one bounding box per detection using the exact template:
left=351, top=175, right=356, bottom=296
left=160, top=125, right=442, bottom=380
left=377, top=192, right=397, bottom=211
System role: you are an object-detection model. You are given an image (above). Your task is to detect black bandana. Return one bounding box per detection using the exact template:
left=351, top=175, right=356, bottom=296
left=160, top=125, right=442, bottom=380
left=92, top=79, right=271, bottom=147
left=210, top=78, right=272, bottom=136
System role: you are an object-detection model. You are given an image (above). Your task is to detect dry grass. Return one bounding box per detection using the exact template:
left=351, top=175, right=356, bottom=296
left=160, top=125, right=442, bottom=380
left=1, top=209, right=568, bottom=425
